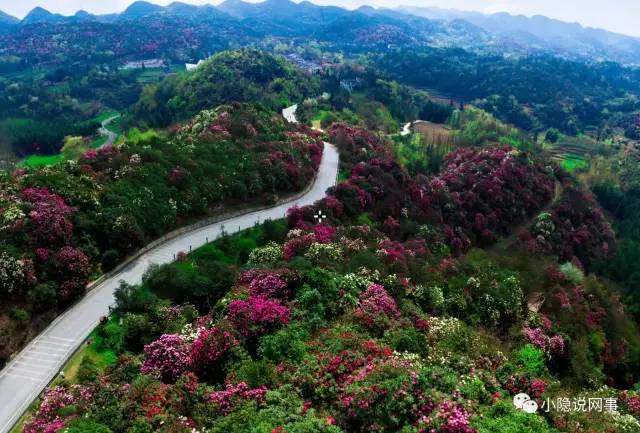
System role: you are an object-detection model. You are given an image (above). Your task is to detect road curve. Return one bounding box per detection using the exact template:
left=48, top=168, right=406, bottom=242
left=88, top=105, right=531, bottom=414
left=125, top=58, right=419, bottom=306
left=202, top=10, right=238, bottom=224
left=0, top=141, right=339, bottom=433
left=98, top=115, right=120, bottom=148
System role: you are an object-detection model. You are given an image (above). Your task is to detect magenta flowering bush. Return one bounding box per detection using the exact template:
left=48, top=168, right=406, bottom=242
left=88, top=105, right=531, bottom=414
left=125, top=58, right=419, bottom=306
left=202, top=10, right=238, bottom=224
left=141, top=334, right=191, bottom=383
left=249, top=272, right=289, bottom=300
left=22, top=187, right=74, bottom=244
left=434, top=401, right=476, bottom=433
left=53, top=246, right=91, bottom=278
left=228, top=297, right=290, bottom=337
left=355, top=284, right=400, bottom=330
left=313, top=224, right=337, bottom=243
left=209, top=382, right=268, bottom=415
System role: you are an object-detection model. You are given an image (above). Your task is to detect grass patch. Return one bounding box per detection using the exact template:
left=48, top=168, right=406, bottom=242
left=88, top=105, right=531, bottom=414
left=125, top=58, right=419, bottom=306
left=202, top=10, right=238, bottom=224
left=94, top=111, right=119, bottom=123
left=20, top=153, right=64, bottom=168
left=560, top=154, right=589, bottom=172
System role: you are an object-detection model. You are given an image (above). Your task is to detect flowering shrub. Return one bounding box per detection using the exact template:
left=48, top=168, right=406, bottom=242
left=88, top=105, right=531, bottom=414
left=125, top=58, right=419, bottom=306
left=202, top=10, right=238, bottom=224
left=0, top=252, right=25, bottom=295
left=247, top=242, right=283, bottom=266
left=525, top=187, right=614, bottom=270
left=283, top=233, right=315, bottom=260
left=54, top=247, right=91, bottom=279
left=141, top=334, right=191, bottom=383
left=209, top=382, right=268, bottom=415
left=22, top=187, right=74, bottom=244
left=313, top=224, right=337, bottom=243
left=229, top=297, right=290, bottom=337
left=305, top=242, right=343, bottom=264
left=190, top=326, right=238, bottom=374
left=248, top=272, right=290, bottom=300
left=354, top=284, right=400, bottom=331
left=23, top=385, right=91, bottom=433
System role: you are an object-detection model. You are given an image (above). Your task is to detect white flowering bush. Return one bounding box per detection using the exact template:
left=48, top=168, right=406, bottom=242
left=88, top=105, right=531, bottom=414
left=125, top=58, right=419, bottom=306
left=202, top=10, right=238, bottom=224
left=304, top=242, right=343, bottom=264
left=1, top=204, right=25, bottom=231
left=248, top=242, right=283, bottom=266
left=338, top=267, right=381, bottom=294
left=0, top=252, right=25, bottom=295
left=428, top=317, right=463, bottom=341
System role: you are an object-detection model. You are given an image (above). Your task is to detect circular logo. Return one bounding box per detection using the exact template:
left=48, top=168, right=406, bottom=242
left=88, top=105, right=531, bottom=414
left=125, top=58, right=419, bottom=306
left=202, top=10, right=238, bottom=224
left=513, top=393, right=538, bottom=413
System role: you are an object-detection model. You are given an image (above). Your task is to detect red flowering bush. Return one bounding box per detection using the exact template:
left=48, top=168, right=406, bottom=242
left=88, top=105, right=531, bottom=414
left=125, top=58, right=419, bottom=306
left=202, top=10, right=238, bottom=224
left=228, top=297, right=290, bottom=337
left=141, top=334, right=191, bottom=383
left=53, top=246, right=91, bottom=279
left=525, top=186, right=615, bottom=270
left=190, top=326, right=238, bottom=377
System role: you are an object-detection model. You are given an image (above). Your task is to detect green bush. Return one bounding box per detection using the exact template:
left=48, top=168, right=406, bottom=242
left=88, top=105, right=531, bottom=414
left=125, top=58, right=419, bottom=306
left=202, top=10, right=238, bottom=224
left=101, top=249, right=120, bottom=272
left=384, top=327, right=428, bottom=357
left=515, top=344, right=547, bottom=376
left=10, top=307, right=29, bottom=324
left=64, top=419, right=113, bottom=433
left=77, top=357, right=100, bottom=384
left=472, top=401, right=559, bottom=432
left=28, top=282, right=58, bottom=312
left=259, top=323, right=309, bottom=363
left=234, top=359, right=277, bottom=388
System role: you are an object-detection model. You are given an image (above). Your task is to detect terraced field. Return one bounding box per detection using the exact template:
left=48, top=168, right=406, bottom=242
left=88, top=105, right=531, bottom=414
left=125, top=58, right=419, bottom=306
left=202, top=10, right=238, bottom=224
left=547, top=135, right=593, bottom=172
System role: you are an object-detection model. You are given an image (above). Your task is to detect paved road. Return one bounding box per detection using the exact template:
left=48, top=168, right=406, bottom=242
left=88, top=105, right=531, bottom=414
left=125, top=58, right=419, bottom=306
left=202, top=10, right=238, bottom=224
left=282, top=104, right=298, bottom=123
left=0, top=140, right=339, bottom=433
left=98, top=115, right=120, bottom=148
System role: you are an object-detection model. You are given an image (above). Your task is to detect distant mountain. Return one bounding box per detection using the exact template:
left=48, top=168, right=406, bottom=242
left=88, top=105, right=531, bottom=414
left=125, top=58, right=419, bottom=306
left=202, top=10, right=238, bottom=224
left=0, top=10, right=18, bottom=25
left=118, top=1, right=164, bottom=21
left=397, top=6, right=640, bottom=64
left=21, top=7, right=65, bottom=25
left=0, top=10, right=18, bottom=32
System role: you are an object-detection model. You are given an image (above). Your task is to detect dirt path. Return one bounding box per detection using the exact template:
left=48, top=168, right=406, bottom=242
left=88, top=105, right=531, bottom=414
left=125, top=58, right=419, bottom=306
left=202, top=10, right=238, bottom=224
left=491, top=180, right=563, bottom=251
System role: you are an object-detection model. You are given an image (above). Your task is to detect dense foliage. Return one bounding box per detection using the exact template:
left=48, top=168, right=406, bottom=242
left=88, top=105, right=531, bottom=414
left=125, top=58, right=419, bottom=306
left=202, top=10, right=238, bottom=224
left=22, top=123, right=640, bottom=433
left=0, top=103, right=323, bottom=365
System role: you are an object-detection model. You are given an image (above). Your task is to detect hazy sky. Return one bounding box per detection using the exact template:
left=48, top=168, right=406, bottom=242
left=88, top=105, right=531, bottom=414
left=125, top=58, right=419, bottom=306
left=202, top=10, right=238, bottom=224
left=2, top=0, right=640, bottom=38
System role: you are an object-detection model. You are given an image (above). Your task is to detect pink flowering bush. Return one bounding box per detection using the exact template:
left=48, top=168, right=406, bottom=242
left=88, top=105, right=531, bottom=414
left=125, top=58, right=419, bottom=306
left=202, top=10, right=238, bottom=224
left=23, top=385, right=91, bottom=433
left=229, top=297, right=290, bottom=338
left=209, top=382, right=268, bottom=415
left=141, top=334, right=191, bottom=383
left=22, top=187, right=74, bottom=244
left=248, top=272, right=290, bottom=300
left=434, top=401, right=476, bottom=433
left=313, top=224, right=337, bottom=243
left=354, top=284, right=400, bottom=331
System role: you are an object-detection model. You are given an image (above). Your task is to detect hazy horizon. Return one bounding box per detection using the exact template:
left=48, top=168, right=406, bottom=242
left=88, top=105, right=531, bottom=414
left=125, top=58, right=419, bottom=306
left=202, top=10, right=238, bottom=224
left=2, top=0, right=640, bottom=38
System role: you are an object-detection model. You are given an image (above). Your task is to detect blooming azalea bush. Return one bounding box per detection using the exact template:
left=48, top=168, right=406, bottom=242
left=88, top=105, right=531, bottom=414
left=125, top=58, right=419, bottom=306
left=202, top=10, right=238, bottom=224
left=229, top=297, right=290, bottom=338
left=141, top=333, right=191, bottom=383
left=354, top=284, right=400, bottom=331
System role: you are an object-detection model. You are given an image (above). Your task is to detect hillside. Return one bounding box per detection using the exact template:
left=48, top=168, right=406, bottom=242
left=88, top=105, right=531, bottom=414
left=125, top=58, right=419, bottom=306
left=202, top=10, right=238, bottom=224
left=131, top=49, right=320, bottom=127
left=18, top=118, right=640, bottom=433
left=0, top=103, right=324, bottom=368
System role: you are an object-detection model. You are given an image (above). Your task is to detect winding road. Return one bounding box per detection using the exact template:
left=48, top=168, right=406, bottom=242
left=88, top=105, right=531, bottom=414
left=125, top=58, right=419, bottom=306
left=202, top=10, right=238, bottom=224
left=98, top=115, right=120, bottom=148
left=0, top=108, right=339, bottom=433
